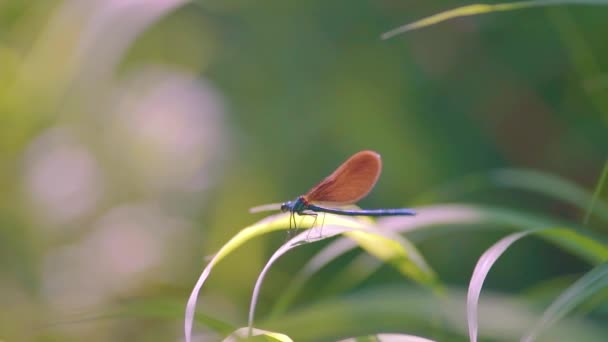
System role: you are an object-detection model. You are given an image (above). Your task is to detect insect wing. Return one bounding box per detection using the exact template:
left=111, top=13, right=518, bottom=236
left=305, top=150, right=382, bottom=205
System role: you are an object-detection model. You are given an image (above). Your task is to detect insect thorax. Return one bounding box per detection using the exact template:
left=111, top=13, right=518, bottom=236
left=291, top=196, right=309, bottom=213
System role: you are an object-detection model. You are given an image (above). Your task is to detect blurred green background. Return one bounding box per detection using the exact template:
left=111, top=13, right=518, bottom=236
left=0, top=0, right=606, bottom=341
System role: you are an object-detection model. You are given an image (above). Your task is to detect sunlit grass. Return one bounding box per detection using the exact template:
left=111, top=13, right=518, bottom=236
left=2, top=1, right=607, bottom=341
left=382, top=0, right=608, bottom=39
left=185, top=163, right=608, bottom=341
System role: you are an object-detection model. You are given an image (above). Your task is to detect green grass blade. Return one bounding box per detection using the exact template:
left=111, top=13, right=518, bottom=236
left=118, top=297, right=236, bottom=335
left=249, top=223, right=436, bottom=334
left=271, top=204, right=608, bottom=318
left=468, top=231, right=531, bottom=342
left=269, top=205, right=473, bottom=317
left=263, top=286, right=608, bottom=341
left=224, top=327, right=294, bottom=342
left=522, top=262, right=608, bottom=342
left=376, top=334, right=436, bottom=342
left=185, top=212, right=308, bottom=342
left=584, top=159, right=608, bottom=224
left=415, top=168, right=608, bottom=223
left=384, top=205, right=608, bottom=264
left=43, top=296, right=236, bottom=337
left=347, top=229, right=437, bottom=286
left=382, top=0, right=608, bottom=39
left=467, top=228, right=608, bottom=342
left=340, top=334, right=437, bottom=342
left=186, top=213, right=435, bottom=342
left=490, top=169, right=608, bottom=223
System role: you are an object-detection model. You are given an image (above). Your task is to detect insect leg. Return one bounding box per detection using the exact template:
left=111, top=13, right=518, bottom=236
left=319, top=212, right=326, bottom=238
left=288, top=211, right=297, bottom=239
left=301, top=211, right=318, bottom=240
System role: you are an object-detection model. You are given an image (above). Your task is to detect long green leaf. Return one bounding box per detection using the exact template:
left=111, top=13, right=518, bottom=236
left=270, top=204, right=478, bottom=317
left=522, top=262, right=608, bottom=341
left=224, top=327, right=293, bottom=342
left=382, top=0, right=608, bottom=39
left=339, top=334, right=437, bottom=342
left=415, top=168, right=608, bottom=223
left=585, top=159, right=608, bottom=223
left=468, top=229, right=608, bottom=342
left=263, top=286, right=608, bottom=341
left=490, top=169, right=608, bottom=223
left=467, top=231, right=532, bottom=342
left=271, top=204, right=608, bottom=318
left=186, top=213, right=435, bottom=342
left=185, top=212, right=306, bottom=342
left=249, top=224, right=436, bottom=335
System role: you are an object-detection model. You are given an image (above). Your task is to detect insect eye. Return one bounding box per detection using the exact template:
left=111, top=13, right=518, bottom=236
left=280, top=203, right=289, bottom=212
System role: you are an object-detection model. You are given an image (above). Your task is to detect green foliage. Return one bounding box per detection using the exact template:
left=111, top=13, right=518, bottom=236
left=1, top=1, right=607, bottom=341
left=382, top=0, right=608, bottom=39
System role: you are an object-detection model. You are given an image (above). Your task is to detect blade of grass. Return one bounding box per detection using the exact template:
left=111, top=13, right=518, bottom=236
left=248, top=223, right=436, bottom=336
left=339, top=334, right=437, bottom=342
left=376, top=334, right=436, bottom=342
left=521, top=262, right=608, bottom=342
left=490, top=169, right=608, bottom=223
left=381, top=0, right=608, bottom=39
left=270, top=204, right=608, bottom=318
left=224, top=327, right=293, bottom=342
left=118, top=297, right=235, bottom=335
left=42, top=297, right=235, bottom=337
left=547, top=7, right=608, bottom=123
left=414, top=169, right=608, bottom=223
left=269, top=205, right=477, bottom=317
left=186, top=212, right=435, bottom=342
left=584, top=159, right=608, bottom=224
left=263, top=286, right=608, bottom=341
left=467, top=228, right=608, bottom=342
left=467, top=231, right=531, bottom=342
left=185, top=212, right=311, bottom=342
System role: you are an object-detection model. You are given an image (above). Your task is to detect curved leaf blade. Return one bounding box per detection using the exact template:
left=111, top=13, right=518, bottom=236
left=339, top=334, right=436, bottom=342
left=467, top=228, right=608, bottom=342
left=584, top=159, right=608, bottom=223
left=269, top=205, right=470, bottom=317
left=415, top=168, right=608, bottom=223
left=263, top=286, right=608, bottom=341
left=490, top=169, right=608, bottom=223
left=381, top=0, right=608, bottom=39
left=223, top=327, right=293, bottom=342
left=467, top=231, right=531, bottom=342
left=522, top=261, right=608, bottom=342
left=249, top=222, right=435, bottom=335
left=185, top=212, right=311, bottom=342
left=186, top=212, right=435, bottom=342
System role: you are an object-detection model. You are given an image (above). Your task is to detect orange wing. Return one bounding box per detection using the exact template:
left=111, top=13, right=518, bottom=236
left=304, top=150, right=382, bottom=205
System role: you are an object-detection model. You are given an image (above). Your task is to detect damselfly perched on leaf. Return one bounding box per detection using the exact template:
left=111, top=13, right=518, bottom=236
left=251, top=150, right=416, bottom=229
